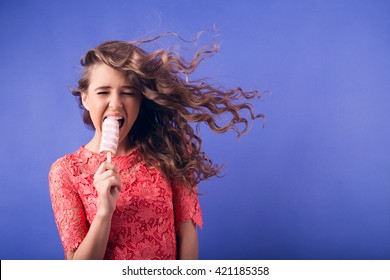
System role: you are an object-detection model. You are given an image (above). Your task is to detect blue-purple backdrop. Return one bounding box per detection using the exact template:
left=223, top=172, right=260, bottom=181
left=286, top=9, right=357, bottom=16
left=0, top=0, right=389, bottom=259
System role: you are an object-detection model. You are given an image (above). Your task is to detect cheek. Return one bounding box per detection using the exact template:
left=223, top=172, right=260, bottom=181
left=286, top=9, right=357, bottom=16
left=87, top=101, right=106, bottom=126
left=128, top=99, right=142, bottom=120
left=89, top=98, right=106, bottom=113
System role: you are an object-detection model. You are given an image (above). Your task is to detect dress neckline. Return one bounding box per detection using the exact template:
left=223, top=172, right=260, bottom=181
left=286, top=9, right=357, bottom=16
left=80, top=145, right=138, bottom=157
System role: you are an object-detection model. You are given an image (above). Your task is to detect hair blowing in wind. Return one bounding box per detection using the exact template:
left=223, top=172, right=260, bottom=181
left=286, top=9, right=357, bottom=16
left=72, top=32, right=265, bottom=190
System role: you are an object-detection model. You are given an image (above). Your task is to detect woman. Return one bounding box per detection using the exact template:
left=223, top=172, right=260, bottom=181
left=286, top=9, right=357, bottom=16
left=49, top=35, right=263, bottom=259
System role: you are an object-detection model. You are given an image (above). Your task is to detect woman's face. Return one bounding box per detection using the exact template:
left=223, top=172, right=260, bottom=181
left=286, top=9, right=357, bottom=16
left=81, top=63, right=142, bottom=151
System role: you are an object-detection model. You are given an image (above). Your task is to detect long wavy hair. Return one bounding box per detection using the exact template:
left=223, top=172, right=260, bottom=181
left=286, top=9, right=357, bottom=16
left=71, top=32, right=265, bottom=190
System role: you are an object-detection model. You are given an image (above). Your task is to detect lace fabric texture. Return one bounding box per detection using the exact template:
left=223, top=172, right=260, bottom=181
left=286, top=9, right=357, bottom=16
left=48, top=147, right=202, bottom=260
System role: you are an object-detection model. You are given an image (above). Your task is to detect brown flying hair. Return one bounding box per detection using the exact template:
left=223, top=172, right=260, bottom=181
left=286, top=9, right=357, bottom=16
left=71, top=32, right=265, bottom=190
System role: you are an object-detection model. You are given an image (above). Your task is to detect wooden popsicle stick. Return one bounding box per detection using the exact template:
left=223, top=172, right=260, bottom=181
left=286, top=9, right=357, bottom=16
left=107, top=152, right=112, bottom=163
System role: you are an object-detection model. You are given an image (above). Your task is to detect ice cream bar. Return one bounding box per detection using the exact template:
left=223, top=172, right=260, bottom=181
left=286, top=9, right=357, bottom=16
left=100, top=117, right=119, bottom=162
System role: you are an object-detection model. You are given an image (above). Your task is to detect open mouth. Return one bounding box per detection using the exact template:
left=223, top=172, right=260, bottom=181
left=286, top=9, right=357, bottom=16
left=105, top=116, right=125, bottom=129
left=117, top=118, right=125, bottom=129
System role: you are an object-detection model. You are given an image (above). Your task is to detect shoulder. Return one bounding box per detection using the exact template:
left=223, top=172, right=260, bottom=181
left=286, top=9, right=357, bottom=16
left=48, top=148, right=83, bottom=185
left=49, top=155, right=70, bottom=177
left=49, top=149, right=77, bottom=174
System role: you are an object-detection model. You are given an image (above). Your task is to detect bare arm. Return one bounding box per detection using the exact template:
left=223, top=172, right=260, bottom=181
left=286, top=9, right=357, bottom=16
left=177, top=220, right=199, bottom=260
left=67, top=162, right=122, bottom=260
left=66, top=212, right=113, bottom=260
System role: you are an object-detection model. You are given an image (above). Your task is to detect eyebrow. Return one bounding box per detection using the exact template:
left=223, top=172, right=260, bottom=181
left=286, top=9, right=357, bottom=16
left=94, top=85, right=133, bottom=91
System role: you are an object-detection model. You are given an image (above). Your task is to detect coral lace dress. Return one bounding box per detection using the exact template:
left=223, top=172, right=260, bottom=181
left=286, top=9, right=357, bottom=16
left=48, top=146, right=202, bottom=259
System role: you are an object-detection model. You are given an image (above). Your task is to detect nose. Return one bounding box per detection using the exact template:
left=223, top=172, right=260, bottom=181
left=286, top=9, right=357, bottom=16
left=109, top=92, right=123, bottom=109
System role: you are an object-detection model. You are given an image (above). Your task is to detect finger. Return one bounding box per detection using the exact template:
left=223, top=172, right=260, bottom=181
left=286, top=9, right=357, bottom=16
left=117, top=182, right=123, bottom=192
left=98, top=169, right=117, bottom=181
left=104, top=162, right=117, bottom=171
left=100, top=177, right=122, bottom=194
left=111, top=178, right=123, bottom=194
left=110, top=186, right=120, bottom=197
left=96, top=162, right=117, bottom=174
left=95, top=162, right=107, bottom=175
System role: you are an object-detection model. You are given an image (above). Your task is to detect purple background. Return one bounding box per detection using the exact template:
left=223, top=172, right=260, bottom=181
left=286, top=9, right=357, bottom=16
left=0, top=0, right=389, bottom=259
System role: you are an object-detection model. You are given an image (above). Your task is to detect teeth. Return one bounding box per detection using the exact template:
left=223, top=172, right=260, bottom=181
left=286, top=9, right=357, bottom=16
left=107, top=116, right=123, bottom=120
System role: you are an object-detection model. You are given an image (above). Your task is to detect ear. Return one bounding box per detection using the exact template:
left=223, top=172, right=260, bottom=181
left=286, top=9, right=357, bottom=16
left=81, top=92, right=89, bottom=111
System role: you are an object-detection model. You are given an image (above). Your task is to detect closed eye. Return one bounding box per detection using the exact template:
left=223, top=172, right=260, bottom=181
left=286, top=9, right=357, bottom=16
left=97, top=91, right=109, bottom=95
left=122, top=92, right=136, bottom=96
